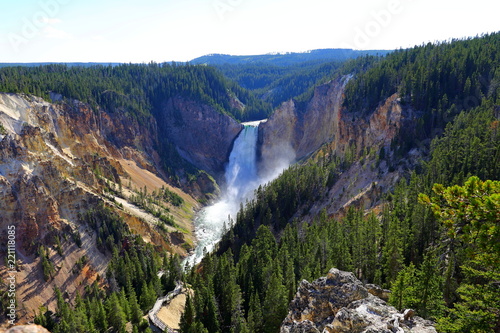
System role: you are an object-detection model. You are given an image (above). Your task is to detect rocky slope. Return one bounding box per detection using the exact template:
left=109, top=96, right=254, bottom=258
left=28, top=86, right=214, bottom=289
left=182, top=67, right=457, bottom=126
left=157, top=96, right=243, bottom=177
left=281, top=268, right=436, bottom=333
left=259, top=76, right=420, bottom=217
left=0, top=93, right=202, bottom=324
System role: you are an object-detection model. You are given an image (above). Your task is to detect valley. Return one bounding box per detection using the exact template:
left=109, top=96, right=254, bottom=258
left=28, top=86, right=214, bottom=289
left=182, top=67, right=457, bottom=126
left=0, top=32, right=499, bottom=333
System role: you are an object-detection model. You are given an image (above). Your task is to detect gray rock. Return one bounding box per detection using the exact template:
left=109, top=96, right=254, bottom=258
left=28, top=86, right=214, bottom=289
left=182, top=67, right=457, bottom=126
left=3, top=325, right=51, bottom=333
left=280, top=268, right=437, bottom=333
left=365, top=284, right=391, bottom=302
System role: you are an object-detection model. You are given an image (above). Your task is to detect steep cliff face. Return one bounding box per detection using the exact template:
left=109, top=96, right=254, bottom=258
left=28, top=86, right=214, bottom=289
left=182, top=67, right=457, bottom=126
left=0, top=93, right=199, bottom=323
left=259, top=75, right=403, bottom=165
left=281, top=268, right=437, bottom=333
left=157, top=96, right=243, bottom=177
left=258, top=76, right=349, bottom=170
left=259, top=76, right=418, bottom=217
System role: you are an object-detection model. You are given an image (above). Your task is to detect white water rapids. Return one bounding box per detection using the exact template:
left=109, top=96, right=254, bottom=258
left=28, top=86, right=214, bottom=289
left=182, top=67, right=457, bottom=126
left=184, top=120, right=289, bottom=267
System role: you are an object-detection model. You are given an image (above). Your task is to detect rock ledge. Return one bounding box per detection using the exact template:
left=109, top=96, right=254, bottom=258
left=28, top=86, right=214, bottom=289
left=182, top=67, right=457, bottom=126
left=280, top=268, right=437, bottom=333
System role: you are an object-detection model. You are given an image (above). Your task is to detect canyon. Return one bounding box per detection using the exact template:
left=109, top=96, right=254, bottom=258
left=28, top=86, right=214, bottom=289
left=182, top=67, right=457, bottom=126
left=1, top=74, right=419, bottom=329
left=0, top=91, right=235, bottom=324
left=259, top=76, right=419, bottom=219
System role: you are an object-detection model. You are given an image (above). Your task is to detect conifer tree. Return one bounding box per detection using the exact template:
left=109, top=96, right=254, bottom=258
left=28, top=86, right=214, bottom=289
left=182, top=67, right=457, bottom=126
left=128, top=289, right=143, bottom=324
left=106, top=293, right=127, bottom=333
left=389, top=263, right=417, bottom=311
left=421, top=177, right=500, bottom=332
left=262, top=270, right=288, bottom=333
left=180, top=294, right=195, bottom=333
left=414, top=253, right=445, bottom=319
left=382, top=213, right=404, bottom=285
left=247, top=291, right=263, bottom=333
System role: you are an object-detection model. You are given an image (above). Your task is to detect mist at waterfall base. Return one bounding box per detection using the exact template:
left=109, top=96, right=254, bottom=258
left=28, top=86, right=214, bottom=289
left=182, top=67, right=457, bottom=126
left=184, top=121, right=294, bottom=267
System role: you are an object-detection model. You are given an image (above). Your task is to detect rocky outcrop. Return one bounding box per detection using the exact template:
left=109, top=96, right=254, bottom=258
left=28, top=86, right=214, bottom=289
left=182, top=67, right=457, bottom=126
left=157, top=96, right=243, bottom=177
left=1, top=325, right=51, bottom=333
left=281, top=268, right=436, bottom=333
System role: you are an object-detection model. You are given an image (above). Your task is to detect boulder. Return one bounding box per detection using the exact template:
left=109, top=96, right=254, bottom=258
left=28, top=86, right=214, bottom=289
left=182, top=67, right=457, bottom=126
left=281, top=268, right=437, bottom=333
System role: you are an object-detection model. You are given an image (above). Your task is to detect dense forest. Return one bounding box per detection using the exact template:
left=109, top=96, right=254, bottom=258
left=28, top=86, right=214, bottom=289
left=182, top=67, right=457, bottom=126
left=182, top=101, right=500, bottom=333
left=1, top=33, right=499, bottom=333
left=0, top=62, right=271, bottom=122
left=343, top=33, right=500, bottom=140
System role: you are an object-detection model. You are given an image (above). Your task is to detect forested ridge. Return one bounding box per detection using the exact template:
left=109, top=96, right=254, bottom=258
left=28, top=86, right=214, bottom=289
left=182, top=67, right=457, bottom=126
left=344, top=33, right=500, bottom=142
left=212, top=55, right=381, bottom=108
left=190, top=48, right=390, bottom=67
left=0, top=62, right=272, bottom=122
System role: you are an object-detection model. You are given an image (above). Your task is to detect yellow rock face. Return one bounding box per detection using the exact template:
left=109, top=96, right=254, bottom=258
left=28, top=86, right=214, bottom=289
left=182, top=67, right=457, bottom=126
left=0, top=93, right=198, bottom=323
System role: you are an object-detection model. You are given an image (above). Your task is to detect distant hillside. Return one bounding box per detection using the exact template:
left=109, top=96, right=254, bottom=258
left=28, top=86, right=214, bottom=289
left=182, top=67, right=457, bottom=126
left=190, top=48, right=391, bottom=66
left=190, top=49, right=391, bottom=108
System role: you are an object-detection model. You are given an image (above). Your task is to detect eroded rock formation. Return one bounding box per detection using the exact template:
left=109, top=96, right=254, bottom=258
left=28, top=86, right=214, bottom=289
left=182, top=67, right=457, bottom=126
left=281, top=268, right=436, bottom=333
left=157, top=96, right=243, bottom=177
left=259, top=76, right=420, bottom=219
left=0, top=93, right=204, bottom=323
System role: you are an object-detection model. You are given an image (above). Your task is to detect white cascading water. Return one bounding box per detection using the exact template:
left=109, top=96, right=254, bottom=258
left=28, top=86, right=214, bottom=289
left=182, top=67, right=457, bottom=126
left=184, top=121, right=264, bottom=267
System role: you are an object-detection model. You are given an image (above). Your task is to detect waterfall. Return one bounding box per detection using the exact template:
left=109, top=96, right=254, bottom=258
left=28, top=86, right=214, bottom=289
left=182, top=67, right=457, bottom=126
left=184, top=121, right=262, bottom=267
left=225, top=124, right=259, bottom=202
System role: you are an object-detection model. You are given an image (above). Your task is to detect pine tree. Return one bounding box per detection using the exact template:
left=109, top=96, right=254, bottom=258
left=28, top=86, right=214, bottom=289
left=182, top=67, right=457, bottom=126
left=119, top=289, right=131, bottom=322
left=95, top=300, right=108, bottom=332
left=107, top=293, right=127, bottom=333
left=247, top=292, right=263, bottom=333
left=129, top=289, right=143, bottom=324
left=180, top=294, right=195, bottom=333
left=414, top=253, right=444, bottom=319
left=389, top=263, right=417, bottom=311
left=382, top=213, right=404, bottom=285
left=420, top=177, right=500, bottom=332
left=204, top=294, right=221, bottom=333
left=262, top=270, right=288, bottom=333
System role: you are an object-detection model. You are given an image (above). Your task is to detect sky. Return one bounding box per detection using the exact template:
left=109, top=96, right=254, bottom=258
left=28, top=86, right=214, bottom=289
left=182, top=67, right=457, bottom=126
left=0, top=0, right=498, bottom=63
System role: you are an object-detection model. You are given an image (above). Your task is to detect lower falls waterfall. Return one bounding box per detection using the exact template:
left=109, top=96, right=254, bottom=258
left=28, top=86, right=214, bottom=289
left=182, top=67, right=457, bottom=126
left=185, top=120, right=269, bottom=267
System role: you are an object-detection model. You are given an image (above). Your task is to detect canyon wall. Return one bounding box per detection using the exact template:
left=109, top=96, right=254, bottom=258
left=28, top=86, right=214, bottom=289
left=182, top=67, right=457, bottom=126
left=259, top=76, right=419, bottom=217
left=259, top=75, right=403, bottom=166
left=157, top=96, right=243, bottom=177
left=0, top=93, right=199, bottom=323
